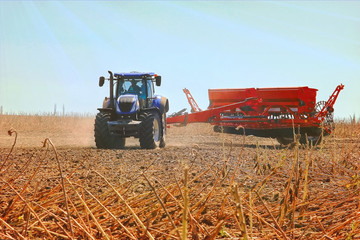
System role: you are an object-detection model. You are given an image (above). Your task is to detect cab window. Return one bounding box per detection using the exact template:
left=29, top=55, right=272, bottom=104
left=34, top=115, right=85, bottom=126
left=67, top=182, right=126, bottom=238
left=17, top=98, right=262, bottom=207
left=147, top=80, right=154, bottom=99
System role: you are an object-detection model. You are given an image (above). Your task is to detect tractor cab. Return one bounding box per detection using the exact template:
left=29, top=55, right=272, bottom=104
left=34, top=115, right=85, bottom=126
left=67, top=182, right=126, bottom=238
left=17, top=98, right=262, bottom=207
left=116, top=75, right=155, bottom=110
left=99, top=72, right=162, bottom=114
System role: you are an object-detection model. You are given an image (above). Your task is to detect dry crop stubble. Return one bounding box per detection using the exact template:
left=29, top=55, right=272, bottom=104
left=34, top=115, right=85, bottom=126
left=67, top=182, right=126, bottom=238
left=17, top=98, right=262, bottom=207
left=0, top=115, right=360, bottom=239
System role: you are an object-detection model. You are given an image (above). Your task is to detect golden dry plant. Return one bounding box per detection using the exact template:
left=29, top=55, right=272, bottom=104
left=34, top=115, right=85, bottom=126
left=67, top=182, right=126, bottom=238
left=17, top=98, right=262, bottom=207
left=0, top=115, right=360, bottom=239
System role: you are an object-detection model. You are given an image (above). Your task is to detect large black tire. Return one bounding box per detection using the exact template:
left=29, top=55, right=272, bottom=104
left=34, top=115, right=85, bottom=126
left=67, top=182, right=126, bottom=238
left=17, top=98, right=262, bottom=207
left=94, top=112, right=125, bottom=149
left=159, top=113, right=166, bottom=148
left=139, top=112, right=162, bottom=149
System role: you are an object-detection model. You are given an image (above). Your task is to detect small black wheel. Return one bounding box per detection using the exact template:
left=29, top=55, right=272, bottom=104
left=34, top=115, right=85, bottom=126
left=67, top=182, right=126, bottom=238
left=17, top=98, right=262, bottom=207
left=213, top=126, right=222, bottom=133
left=276, top=136, right=294, bottom=145
left=277, top=134, right=322, bottom=146
left=139, top=112, right=162, bottom=149
left=94, top=112, right=125, bottom=149
left=213, top=126, right=235, bottom=133
left=300, top=135, right=322, bottom=146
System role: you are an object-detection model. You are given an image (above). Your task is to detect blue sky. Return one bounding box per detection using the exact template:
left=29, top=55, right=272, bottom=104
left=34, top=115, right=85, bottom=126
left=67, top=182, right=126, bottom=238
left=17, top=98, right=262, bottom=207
left=1, top=1, right=359, bottom=118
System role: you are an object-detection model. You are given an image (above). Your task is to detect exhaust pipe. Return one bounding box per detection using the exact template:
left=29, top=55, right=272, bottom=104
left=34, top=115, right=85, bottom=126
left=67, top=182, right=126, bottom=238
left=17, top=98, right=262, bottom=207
left=108, top=70, right=114, bottom=110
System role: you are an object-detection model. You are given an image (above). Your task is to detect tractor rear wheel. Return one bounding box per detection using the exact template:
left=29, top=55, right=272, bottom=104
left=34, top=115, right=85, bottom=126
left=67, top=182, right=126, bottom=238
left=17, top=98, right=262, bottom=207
left=94, top=112, right=125, bottom=149
left=139, top=112, right=162, bottom=149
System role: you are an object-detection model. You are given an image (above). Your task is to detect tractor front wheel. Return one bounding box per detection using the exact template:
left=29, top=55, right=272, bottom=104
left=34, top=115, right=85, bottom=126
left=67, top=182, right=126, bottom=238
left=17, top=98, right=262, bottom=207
left=139, top=112, right=162, bottom=149
left=94, top=112, right=125, bottom=149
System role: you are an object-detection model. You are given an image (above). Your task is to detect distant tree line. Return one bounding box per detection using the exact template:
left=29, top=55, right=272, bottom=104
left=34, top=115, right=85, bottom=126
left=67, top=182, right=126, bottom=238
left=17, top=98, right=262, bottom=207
left=0, top=105, right=94, bottom=118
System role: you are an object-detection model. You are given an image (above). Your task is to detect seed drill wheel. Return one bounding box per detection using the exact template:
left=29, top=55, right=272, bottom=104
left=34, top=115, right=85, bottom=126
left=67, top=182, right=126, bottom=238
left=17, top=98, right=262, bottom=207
left=315, top=100, right=335, bottom=133
left=277, top=134, right=322, bottom=146
left=300, top=134, right=322, bottom=146
left=276, top=136, right=294, bottom=145
left=213, top=126, right=237, bottom=134
left=94, top=112, right=125, bottom=149
left=139, top=112, right=162, bottom=149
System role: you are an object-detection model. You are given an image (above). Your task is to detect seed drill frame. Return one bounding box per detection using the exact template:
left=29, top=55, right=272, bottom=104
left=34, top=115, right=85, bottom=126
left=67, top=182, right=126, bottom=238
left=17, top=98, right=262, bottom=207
left=167, top=84, right=344, bottom=144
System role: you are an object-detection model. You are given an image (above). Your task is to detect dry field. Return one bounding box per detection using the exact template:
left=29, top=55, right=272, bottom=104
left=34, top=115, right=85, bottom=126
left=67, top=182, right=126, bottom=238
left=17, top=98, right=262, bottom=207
left=0, top=115, right=360, bottom=239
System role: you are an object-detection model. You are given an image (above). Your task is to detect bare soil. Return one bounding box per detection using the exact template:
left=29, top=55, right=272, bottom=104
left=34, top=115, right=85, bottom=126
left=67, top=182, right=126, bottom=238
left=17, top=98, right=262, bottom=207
left=0, top=115, right=360, bottom=239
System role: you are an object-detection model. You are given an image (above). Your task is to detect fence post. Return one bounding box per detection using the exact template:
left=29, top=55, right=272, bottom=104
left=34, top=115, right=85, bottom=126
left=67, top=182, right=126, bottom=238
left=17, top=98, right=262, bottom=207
left=54, top=104, right=57, bottom=116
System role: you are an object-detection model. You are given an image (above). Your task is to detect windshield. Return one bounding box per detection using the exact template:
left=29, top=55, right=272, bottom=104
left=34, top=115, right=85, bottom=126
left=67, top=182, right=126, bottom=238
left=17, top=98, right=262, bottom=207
left=117, top=79, right=146, bottom=98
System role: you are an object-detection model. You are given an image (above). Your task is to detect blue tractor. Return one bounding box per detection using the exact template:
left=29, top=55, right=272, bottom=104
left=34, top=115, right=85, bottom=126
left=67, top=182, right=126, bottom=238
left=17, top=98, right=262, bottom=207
left=95, top=71, right=169, bottom=149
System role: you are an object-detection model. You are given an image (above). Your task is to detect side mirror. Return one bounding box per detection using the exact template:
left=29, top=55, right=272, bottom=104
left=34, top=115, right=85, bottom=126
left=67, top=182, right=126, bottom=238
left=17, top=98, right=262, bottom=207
left=155, top=76, right=161, bottom=86
left=99, top=76, right=105, bottom=87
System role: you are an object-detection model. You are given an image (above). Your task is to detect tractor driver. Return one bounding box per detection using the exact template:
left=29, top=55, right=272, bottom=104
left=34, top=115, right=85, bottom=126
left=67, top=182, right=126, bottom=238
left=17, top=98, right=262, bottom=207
left=128, top=80, right=146, bottom=107
left=128, top=80, right=141, bottom=94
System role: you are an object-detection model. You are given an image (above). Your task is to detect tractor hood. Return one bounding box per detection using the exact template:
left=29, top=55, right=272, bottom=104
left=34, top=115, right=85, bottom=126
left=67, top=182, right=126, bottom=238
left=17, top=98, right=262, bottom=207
left=116, top=94, right=140, bottom=114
